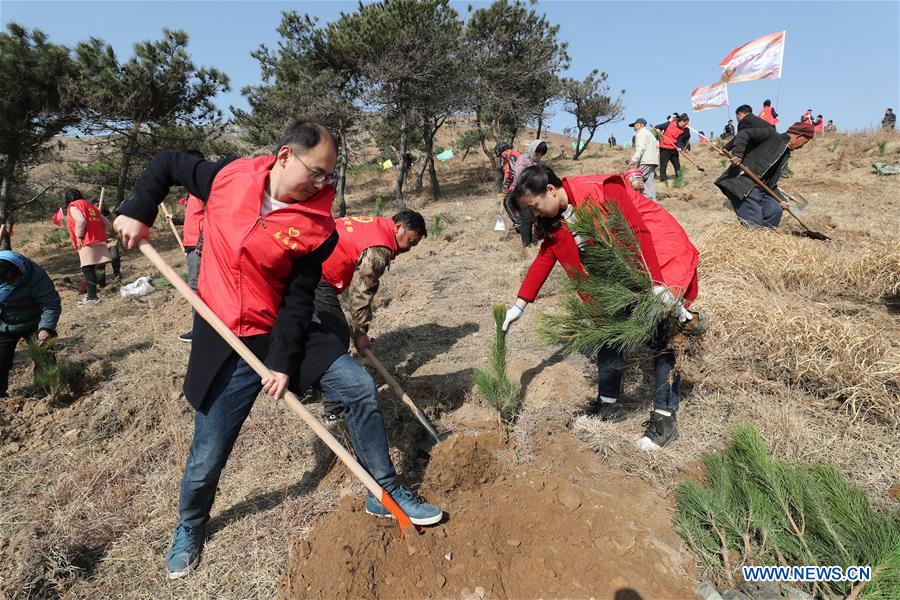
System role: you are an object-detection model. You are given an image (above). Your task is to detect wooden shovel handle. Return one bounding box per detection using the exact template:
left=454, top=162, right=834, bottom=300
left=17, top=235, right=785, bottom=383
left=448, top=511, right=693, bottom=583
left=159, top=203, right=186, bottom=253
left=363, top=348, right=441, bottom=444
left=138, top=241, right=414, bottom=532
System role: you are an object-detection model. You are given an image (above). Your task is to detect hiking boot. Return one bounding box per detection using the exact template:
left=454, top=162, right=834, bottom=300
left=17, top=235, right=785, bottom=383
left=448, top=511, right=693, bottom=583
left=165, top=523, right=205, bottom=579
left=365, top=483, right=443, bottom=526
left=587, top=400, right=628, bottom=422
left=635, top=411, right=679, bottom=450
left=178, top=331, right=192, bottom=343
left=77, top=296, right=100, bottom=307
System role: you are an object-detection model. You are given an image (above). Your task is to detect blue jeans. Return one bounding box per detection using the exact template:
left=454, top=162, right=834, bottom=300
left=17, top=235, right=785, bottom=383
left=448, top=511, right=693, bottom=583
left=177, top=352, right=397, bottom=529
left=595, top=324, right=680, bottom=412
left=729, top=186, right=783, bottom=228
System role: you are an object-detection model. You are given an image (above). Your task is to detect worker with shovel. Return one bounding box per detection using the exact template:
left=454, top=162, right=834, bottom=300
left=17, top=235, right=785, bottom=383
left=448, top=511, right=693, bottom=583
left=114, top=119, right=441, bottom=581
left=314, top=211, right=443, bottom=447
left=501, top=165, right=703, bottom=450
left=716, top=121, right=815, bottom=229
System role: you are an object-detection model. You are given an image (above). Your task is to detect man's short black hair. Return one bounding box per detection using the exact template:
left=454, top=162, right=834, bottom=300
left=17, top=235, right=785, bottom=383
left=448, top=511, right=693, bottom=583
left=64, top=188, right=83, bottom=203
left=392, top=210, right=427, bottom=237
left=763, top=99, right=772, bottom=106
left=735, top=104, right=753, bottom=115
left=275, top=118, right=336, bottom=155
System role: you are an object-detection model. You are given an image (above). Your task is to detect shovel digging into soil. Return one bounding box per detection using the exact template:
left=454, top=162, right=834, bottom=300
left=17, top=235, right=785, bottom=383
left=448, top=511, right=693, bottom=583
left=363, top=348, right=448, bottom=452
left=714, top=146, right=831, bottom=241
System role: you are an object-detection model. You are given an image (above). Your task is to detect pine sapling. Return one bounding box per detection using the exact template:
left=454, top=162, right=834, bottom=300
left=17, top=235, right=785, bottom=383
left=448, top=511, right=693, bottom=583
left=474, top=304, right=521, bottom=420
left=538, top=201, right=673, bottom=356
left=25, top=337, right=73, bottom=397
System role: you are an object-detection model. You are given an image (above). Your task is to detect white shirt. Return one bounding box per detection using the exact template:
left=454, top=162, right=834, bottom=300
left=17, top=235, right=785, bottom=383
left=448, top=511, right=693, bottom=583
left=261, top=190, right=289, bottom=216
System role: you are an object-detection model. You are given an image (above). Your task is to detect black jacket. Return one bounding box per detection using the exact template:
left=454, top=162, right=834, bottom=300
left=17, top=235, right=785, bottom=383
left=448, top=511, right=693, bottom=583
left=715, top=127, right=791, bottom=201
left=724, top=114, right=774, bottom=151
left=118, top=151, right=343, bottom=410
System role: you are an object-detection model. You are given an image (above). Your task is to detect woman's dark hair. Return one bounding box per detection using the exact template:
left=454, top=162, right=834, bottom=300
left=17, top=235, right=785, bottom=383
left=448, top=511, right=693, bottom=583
left=64, top=188, right=83, bottom=204
left=763, top=99, right=772, bottom=106
left=535, top=141, right=548, bottom=156
left=510, top=165, right=564, bottom=240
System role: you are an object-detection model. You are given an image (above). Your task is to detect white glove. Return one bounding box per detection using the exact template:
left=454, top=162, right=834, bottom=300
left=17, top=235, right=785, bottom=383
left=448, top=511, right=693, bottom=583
left=502, top=304, right=524, bottom=332
left=653, top=285, right=693, bottom=323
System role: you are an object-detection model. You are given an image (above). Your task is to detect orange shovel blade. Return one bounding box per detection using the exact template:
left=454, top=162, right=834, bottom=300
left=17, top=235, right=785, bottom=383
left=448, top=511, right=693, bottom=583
left=379, top=490, right=420, bottom=537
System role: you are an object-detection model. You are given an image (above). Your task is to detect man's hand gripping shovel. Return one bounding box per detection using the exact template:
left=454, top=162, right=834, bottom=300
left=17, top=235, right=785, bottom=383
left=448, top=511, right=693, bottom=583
left=138, top=241, right=420, bottom=538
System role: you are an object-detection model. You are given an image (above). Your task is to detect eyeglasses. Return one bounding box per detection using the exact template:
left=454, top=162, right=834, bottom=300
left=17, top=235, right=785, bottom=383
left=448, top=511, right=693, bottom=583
left=295, top=155, right=335, bottom=184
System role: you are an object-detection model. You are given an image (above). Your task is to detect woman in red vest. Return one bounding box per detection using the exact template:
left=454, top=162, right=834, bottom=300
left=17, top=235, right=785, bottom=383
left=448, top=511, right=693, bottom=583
left=654, top=114, right=691, bottom=182
left=114, top=119, right=441, bottom=580
left=501, top=165, right=701, bottom=451
left=65, top=188, right=111, bottom=306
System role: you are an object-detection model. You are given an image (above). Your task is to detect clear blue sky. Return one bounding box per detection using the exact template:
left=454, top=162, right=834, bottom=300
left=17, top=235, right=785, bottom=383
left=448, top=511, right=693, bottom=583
left=3, top=1, right=898, bottom=144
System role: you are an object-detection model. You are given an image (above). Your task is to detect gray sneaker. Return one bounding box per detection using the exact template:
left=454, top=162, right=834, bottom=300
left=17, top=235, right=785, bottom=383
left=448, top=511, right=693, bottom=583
left=165, top=524, right=205, bottom=579
left=365, top=484, right=443, bottom=526
left=77, top=296, right=100, bottom=307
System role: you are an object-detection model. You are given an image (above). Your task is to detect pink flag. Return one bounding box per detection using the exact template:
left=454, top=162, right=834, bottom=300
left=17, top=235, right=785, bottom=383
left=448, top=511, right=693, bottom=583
left=720, top=31, right=786, bottom=83
left=51, top=207, right=64, bottom=227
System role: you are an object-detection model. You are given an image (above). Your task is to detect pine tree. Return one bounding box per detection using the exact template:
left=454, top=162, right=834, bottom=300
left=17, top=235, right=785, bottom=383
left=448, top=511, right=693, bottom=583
left=538, top=201, right=672, bottom=356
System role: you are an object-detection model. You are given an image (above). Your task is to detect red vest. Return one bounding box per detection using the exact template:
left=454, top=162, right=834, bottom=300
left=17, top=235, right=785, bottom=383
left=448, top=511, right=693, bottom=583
left=197, top=156, right=336, bottom=337
left=517, top=175, right=698, bottom=304
left=182, top=194, right=205, bottom=247
left=321, top=216, right=398, bottom=291
left=66, top=199, right=107, bottom=248
left=502, top=149, right=521, bottom=189
left=659, top=122, right=686, bottom=150
left=760, top=106, right=779, bottom=125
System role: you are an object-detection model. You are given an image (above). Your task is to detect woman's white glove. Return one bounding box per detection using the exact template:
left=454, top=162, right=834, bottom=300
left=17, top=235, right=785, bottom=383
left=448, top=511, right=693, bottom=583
left=502, top=304, right=524, bottom=332
left=652, top=285, right=693, bottom=323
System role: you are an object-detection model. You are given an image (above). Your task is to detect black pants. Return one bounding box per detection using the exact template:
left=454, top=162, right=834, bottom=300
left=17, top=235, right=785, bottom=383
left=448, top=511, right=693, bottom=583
left=659, top=148, right=681, bottom=181
left=595, top=323, right=681, bottom=412
left=82, top=266, right=99, bottom=299
left=314, top=281, right=351, bottom=350
left=518, top=206, right=535, bottom=246
left=0, top=330, right=36, bottom=397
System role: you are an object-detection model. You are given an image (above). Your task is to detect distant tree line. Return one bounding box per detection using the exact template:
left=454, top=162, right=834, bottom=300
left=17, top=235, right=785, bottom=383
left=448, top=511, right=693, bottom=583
left=0, top=0, right=625, bottom=247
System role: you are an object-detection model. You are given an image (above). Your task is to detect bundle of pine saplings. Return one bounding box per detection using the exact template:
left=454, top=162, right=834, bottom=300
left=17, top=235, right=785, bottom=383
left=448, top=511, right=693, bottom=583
left=539, top=201, right=672, bottom=355
left=675, top=423, right=899, bottom=598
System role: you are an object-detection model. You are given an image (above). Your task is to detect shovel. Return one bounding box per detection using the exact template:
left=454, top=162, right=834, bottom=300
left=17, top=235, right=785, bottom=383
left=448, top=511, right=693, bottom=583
left=159, top=202, right=186, bottom=253
left=138, top=241, right=418, bottom=537
left=715, top=147, right=830, bottom=241
left=678, top=148, right=705, bottom=173
left=363, top=348, right=444, bottom=449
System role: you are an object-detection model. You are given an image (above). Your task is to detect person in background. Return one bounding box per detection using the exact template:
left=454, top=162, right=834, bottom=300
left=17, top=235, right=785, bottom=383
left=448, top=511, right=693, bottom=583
left=824, top=120, right=837, bottom=134
left=91, top=197, right=123, bottom=286
left=882, top=108, right=896, bottom=130
left=723, top=120, right=735, bottom=138
left=496, top=141, right=521, bottom=192
left=800, top=109, right=813, bottom=124
left=813, top=114, right=824, bottom=136
left=0, top=251, right=61, bottom=398
left=655, top=113, right=690, bottom=183
left=608, top=133, right=617, bottom=147
left=627, top=118, right=659, bottom=201
left=759, top=99, right=779, bottom=126
left=168, top=184, right=206, bottom=343
left=510, top=139, right=548, bottom=246
left=65, top=189, right=111, bottom=306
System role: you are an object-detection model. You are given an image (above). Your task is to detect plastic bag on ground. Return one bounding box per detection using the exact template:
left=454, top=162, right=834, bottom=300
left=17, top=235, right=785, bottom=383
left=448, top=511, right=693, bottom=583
left=120, top=276, right=155, bottom=298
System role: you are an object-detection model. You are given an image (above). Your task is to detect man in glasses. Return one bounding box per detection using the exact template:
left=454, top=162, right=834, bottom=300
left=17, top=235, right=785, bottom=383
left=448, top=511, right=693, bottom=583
left=114, top=117, right=442, bottom=580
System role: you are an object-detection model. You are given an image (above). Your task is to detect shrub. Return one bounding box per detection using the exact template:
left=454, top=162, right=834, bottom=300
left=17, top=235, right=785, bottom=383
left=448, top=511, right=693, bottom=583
left=431, top=214, right=444, bottom=238
left=373, top=196, right=385, bottom=217
left=877, top=140, right=888, bottom=156
left=42, top=228, right=66, bottom=247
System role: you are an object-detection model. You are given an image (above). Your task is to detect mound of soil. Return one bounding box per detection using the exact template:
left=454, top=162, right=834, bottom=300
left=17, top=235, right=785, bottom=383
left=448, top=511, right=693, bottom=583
left=278, top=432, right=696, bottom=599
